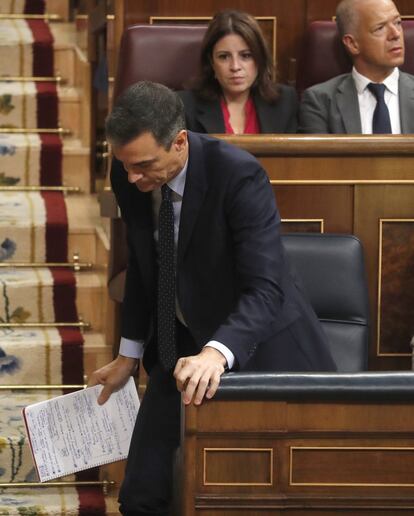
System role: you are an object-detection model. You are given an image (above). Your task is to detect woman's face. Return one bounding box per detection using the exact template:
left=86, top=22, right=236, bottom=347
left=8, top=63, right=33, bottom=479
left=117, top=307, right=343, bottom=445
left=211, top=33, right=258, bottom=99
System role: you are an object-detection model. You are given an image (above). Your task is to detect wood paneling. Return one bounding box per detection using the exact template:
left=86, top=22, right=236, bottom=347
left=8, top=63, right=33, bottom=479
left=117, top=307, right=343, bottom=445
left=114, top=0, right=306, bottom=84
left=110, top=0, right=414, bottom=96
left=216, top=136, right=414, bottom=370
left=305, top=0, right=413, bottom=23
left=354, top=185, right=414, bottom=369
left=379, top=221, right=414, bottom=355
left=181, top=397, right=414, bottom=514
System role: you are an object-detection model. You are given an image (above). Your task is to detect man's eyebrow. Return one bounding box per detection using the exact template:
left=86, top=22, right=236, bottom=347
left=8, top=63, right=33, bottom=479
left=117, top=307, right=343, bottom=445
left=131, top=158, right=157, bottom=167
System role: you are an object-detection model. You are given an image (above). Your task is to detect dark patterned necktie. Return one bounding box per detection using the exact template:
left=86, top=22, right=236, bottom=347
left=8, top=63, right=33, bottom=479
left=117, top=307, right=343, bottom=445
left=157, top=184, right=177, bottom=370
left=367, top=83, right=392, bottom=134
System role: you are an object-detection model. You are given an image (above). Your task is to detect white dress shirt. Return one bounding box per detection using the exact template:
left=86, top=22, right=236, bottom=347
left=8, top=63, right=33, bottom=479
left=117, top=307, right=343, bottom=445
left=352, top=67, right=401, bottom=134
left=119, top=160, right=235, bottom=369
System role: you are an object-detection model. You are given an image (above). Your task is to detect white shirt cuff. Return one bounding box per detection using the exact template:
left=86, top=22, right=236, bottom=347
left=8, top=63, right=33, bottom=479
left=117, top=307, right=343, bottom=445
left=119, top=337, right=144, bottom=359
left=204, top=341, right=235, bottom=370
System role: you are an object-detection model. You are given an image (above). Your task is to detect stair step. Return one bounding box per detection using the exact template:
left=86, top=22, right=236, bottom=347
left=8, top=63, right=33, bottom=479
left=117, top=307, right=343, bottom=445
left=50, top=23, right=77, bottom=86
left=0, top=192, right=102, bottom=263
left=47, top=0, right=70, bottom=21
left=0, top=487, right=113, bottom=515
left=0, top=134, right=90, bottom=193
left=83, top=332, right=113, bottom=378
left=0, top=81, right=58, bottom=130
left=59, top=85, right=81, bottom=138
left=0, top=267, right=106, bottom=331
left=63, top=138, right=90, bottom=192
left=76, top=270, right=106, bottom=331
left=0, top=330, right=112, bottom=385
left=67, top=194, right=105, bottom=264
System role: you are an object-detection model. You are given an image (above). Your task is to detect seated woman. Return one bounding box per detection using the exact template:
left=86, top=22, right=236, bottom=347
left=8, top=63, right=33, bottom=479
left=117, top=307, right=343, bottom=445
left=179, top=9, right=298, bottom=134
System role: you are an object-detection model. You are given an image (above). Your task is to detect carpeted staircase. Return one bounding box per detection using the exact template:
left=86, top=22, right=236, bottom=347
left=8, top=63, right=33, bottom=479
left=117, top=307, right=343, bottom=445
left=0, top=1, right=120, bottom=513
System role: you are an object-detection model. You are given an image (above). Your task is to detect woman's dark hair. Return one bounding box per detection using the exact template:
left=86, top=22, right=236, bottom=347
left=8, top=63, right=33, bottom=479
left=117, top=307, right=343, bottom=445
left=193, top=10, right=279, bottom=103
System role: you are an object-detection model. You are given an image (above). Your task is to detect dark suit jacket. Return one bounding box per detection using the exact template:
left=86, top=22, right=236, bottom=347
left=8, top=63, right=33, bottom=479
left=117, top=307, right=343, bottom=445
left=178, top=86, right=298, bottom=133
left=299, top=71, right=414, bottom=133
left=111, top=132, right=335, bottom=373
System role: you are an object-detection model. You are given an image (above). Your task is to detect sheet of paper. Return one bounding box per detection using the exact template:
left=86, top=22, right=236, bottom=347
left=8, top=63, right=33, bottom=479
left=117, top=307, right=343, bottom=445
left=23, top=377, right=139, bottom=482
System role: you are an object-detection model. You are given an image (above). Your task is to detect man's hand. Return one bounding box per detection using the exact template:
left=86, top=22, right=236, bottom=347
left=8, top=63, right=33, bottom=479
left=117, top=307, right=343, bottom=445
left=88, top=355, right=138, bottom=405
left=174, top=347, right=227, bottom=406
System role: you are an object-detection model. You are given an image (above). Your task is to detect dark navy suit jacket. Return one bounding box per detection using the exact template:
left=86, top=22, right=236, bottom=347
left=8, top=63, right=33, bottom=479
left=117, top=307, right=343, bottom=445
left=111, top=132, right=335, bottom=373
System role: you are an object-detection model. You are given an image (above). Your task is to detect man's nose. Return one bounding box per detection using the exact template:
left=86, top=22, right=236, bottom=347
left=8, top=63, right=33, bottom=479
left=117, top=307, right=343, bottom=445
left=126, top=168, right=141, bottom=183
left=388, top=23, right=402, bottom=39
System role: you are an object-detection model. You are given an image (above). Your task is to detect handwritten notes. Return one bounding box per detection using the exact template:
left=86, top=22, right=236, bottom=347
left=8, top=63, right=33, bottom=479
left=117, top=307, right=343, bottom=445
left=23, top=377, right=139, bottom=482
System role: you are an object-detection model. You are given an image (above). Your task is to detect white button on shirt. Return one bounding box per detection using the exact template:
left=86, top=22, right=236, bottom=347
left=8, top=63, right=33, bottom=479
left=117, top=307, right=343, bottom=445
left=352, top=67, right=401, bottom=134
left=119, top=160, right=235, bottom=369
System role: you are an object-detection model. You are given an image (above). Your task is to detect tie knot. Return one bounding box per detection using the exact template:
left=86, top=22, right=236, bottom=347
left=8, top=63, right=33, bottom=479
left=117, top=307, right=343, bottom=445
left=161, top=184, right=172, bottom=201
left=367, top=82, right=386, bottom=100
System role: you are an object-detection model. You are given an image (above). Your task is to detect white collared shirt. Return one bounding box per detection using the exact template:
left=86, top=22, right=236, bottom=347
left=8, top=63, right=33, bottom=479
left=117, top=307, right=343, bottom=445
left=119, top=159, right=235, bottom=369
left=352, top=67, right=401, bottom=134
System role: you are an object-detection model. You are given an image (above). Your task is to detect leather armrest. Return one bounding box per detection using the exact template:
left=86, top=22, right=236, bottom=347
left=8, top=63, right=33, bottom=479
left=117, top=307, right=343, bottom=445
left=215, top=372, right=414, bottom=401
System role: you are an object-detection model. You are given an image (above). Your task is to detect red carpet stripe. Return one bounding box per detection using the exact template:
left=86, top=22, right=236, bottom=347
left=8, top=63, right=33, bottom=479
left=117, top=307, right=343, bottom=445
left=77, top=486, right=107, bottom=515
left=40, top=134, right=63, bottom=185
left=36, top=82, right=58, bottom=128
left=24, top=0, right=45, bottom=14
left=27, top=20, right=54, bottom=77
left=50, top=268, right=78, bottom=322
left=59, top=327, right=84, bottom=385
left=41, top=191, right=68, bottom=262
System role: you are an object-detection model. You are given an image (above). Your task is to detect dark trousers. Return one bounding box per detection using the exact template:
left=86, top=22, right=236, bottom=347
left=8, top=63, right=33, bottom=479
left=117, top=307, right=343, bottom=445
left=119, top=321, right=197, bottom=516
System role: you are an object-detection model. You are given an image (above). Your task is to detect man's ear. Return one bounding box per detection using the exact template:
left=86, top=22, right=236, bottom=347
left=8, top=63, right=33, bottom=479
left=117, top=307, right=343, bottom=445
left=342, top=34, right=360, bottom=56
left=174, top=130, right=188, bottom=152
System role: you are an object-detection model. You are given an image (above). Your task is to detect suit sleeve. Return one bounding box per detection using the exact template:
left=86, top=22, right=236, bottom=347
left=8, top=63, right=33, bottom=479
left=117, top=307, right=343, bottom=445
left=211, top=166, right=291, bottom=367
left=299, top=87, right=331, bottom=133
left=110, top=158, right=153, bottom=341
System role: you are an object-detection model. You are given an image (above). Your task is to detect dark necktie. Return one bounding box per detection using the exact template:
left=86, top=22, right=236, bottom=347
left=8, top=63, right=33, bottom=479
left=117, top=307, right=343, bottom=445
left=157, top=184, right=177, bottom=370
left=367, top=83, right=392, bottom=134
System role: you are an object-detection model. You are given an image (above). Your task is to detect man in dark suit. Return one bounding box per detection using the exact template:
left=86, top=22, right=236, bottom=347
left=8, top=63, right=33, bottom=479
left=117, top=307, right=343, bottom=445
left=90, top=81, right=336, bottom=516
left=299, top=0, right=414, bottom=134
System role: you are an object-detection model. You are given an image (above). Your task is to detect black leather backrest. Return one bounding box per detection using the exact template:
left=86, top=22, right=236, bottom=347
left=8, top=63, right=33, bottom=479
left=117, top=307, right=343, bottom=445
left=282, top=233, right=370, bottom=372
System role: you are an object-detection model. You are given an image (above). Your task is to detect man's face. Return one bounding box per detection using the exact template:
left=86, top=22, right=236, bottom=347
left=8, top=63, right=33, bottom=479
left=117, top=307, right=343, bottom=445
left=344, top=0, right=404, bottom=81
left=113, top=130, right=188, bottom=193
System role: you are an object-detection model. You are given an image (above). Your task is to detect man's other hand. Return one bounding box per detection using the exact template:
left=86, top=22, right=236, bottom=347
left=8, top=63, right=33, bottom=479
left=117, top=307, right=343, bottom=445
left=174, top=347, right=227, bottom=406
left=88, top=355, right=138, bottom=405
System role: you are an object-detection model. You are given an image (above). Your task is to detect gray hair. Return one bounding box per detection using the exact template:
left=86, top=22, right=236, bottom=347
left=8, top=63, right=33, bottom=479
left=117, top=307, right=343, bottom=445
left=106, top=81, right=186, bottom=149
left=336, top=0, right=360, bottom=38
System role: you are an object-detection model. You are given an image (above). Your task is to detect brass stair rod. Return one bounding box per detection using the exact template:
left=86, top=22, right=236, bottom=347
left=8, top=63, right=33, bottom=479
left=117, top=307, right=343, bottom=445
left=0, top=262, right=93, bottom=271
left=0, top=480, right=116, bottom=492
left=0, top=261, right=92, bottom=269
left=0, top=186, right=80, bottom=192
left=0, top=14, right=61, bottom=20
left=0, top=384, right=86, bottom=390
left=0, top=321, right=90, bottom=328
left=0, top=128, right=70, bottom=135
left=0, top=76, right=62, bottom=82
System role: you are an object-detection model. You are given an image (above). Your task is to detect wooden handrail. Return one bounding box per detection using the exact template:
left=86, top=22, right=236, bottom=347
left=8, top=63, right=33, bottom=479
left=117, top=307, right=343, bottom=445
left=214, top=134, right=414, bottom=156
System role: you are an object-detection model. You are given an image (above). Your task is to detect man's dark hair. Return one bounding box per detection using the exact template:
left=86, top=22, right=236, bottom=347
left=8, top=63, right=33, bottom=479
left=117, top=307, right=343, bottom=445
left=106, top=81, right=186, bottom=149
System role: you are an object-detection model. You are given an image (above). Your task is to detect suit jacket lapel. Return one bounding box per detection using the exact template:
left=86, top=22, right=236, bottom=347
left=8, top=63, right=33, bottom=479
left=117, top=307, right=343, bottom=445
left=130, top=191, right=156, bottom=298
left=336, top=75, right=362, bottom=133
left=398, top=72, right=414, bottom=133
left=253, top=92, right=280, bottom=132
left=177, top=132, right=208, bottom=264
left=196, top=98, right=225, bottom=133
